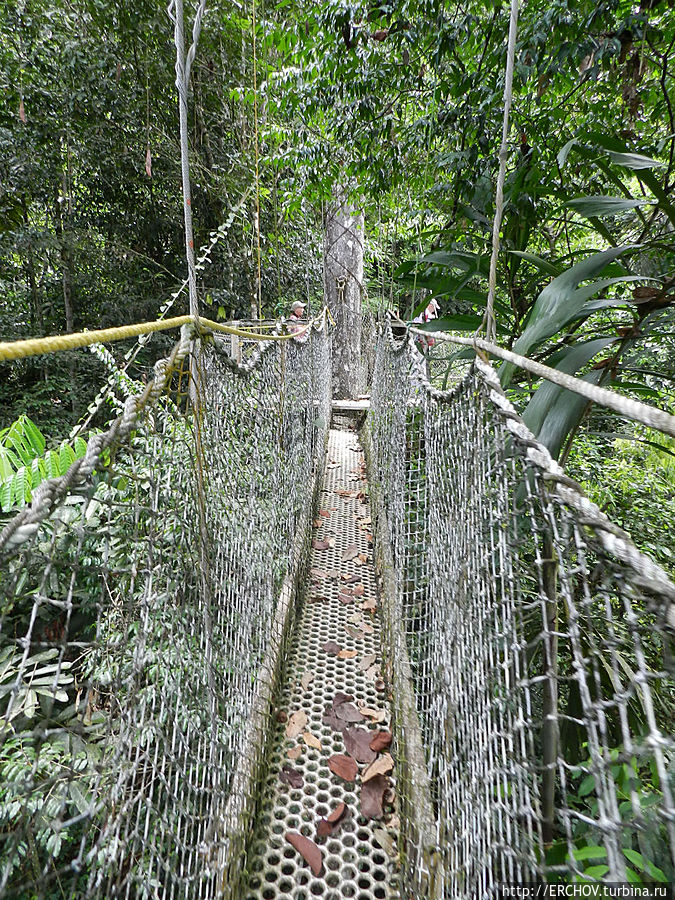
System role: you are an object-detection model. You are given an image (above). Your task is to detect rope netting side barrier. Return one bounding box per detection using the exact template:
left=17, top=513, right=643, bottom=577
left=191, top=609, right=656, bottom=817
left=0, top=323, right=331, bottom=898
left=364, top=324, right=675, bottom=897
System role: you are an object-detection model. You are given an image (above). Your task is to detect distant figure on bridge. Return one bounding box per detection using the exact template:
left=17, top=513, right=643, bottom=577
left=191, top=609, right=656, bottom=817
left=288, top=300, right=309, bottom=341
left=412, top=297, right=439, bottom=353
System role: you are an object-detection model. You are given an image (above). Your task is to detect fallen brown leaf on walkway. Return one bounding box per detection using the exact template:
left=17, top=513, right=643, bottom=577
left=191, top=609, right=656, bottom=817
left=319, top=509, right=332, bottom=517
left=353, top=584, right=365, bottom=597
left=325, top=568, right=341, bottom=579
left=361, top=707, right=387, bottom=724
left=362, top=752, right=394, bottom=782
left=328, top=754, right=358, bottom=782
left=369, top=730, right=393, bottom=753
left=345, top=625, right=364, bottom=640
left=343, top=727, right=377, bottom=764
left=287, top=746, right=302, bottom=760
left=361, top=597, right=377, bottom=611
left=322, top=641, right=342, bottom=656
left=373, top=827, right=397, bottom=859
left=341, top=574, right=361, bottom=584
left=374, top=677, right=386, bottom=692
left=285, top=710, right=308, bottom=738
left=361, top=622, right=375, bottom=635
left=338, top=593, right=354, bottom=605
left=316, top=801, right=347, bottom=838
left=365, top=665, right=380, bottom=682
left=358, top=654, right=377, bottom=671
left=285, top=832, right=323, bottom=876
left=337, top=648, right=357, bottom=659
left=300, top=672, right=314, bottom=691
left=312, top=539, right=330, bottom=550
left=361, top=775, right=389, bottom=820
left=302, top=731, right=322, bottom=750
left=280, top=765, right=303, bottom=788
left=342, top=545, right=359, bottom=561
left=310, top=568, right=328, bottom=579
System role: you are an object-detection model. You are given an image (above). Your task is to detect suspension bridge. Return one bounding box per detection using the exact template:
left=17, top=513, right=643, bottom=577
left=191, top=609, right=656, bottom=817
left=0, top=311, right=673, bottom=899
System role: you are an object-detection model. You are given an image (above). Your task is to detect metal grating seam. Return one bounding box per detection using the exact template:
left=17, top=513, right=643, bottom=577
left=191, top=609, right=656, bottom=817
left=244, top=429, right=401, bottom=900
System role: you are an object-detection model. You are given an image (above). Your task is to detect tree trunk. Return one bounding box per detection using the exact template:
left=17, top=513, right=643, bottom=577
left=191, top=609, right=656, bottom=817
left=324, top=194, right=364, bottom=399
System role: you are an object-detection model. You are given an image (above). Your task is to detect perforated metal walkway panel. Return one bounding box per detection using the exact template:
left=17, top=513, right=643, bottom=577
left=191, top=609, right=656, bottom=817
left=244, top=429, right=400, bottom=900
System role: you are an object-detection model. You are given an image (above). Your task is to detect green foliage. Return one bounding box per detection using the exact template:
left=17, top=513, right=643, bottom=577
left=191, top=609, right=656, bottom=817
left=566, top=428, right=675, bottom=576
left=0, top=414, right=88, bottom=511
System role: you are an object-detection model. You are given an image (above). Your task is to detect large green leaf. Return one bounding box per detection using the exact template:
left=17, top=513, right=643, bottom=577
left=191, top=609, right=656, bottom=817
left=508, top=250, right=562, bottom=278
left=565, top=197, right=652, bottom=217
left=522, top=338, right=615, bottom=439
left=501, top=246, right=633, bottom=386
left=606, top=151, right=665, bottom=170
left=535, top=371, right=604, bottom=459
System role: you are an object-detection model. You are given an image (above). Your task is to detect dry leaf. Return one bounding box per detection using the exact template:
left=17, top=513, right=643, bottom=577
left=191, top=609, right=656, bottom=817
left=326, top=536, right=336, bottom=548
left=348, top=613, right=364, bottom=626
left=361, top=775, right=389, bottom=819
left=287, top=746, right=302, bottom=760
left=358, top=553, right=368, bottom=563
left=300, top=672, right=314, bottom=691
left=365, top=665, right=380, bottom=682
left=338, top=593, right=355, bottom=605
left=286, top=710, right=308, bottom=738
left=345, top=625, right=364, bottom=640
left=342, top=545, right=359, bottom=562
left=341, top=574, right=361, bottom=584
left=359, top=654, right=377, bottom=671
left=319, top=509, right=332, bottom=517
left=374, top=678, right=386, bottom=692
left=328, top=754, right=358, bottom=782
left=361, top=707, right=387, bottom=724
left=279, top=765, right=303, bottom=788
left=316, top=802, right=348, bottom=838
left=310, top=567, right=328, bottom=579
left=285, top=832, right=323, bottom=876
left=362, top=753, right=394, bottom=783
left=361, top=622, right=375, bottom=635
left=337, top=649, right=357, bottom=660
left=310, top=594, right=327, bottom=603
left=362, top=597, right=377, bottom=611
left=312, top=539, right=330, bottom=550
left=373, top=827, right=396, bottom=859
left=302, top=731, right=322, bottom=750
left=322, top=641, right=342, bottom=656
left=343, top=727, right=377, bottom=764
left=369, top=730, right=393, bottom=753
left=353, top=584, right=365, bottom=597
left=325, top=568, right=341, bottom=579
left=313, top=518, right=323, bottom=528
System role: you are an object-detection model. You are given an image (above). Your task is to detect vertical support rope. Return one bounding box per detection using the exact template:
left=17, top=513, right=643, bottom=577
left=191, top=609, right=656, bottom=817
left=483, top=0, right=520, bottom=342
left=169, top=0, right=207, bottom=321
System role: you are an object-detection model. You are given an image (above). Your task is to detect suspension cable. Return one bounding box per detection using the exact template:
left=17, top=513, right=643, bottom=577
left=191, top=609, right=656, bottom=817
left=0, top=309, right=329, bottom=363
left=409, top=325, right=675, bottom=438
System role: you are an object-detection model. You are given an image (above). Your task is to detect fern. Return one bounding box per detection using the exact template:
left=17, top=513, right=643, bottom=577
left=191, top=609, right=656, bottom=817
left=0, top=416, right=89, bottom=512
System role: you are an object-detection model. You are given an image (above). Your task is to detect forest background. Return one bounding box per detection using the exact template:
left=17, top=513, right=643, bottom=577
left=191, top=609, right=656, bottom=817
left=0, top=0, right=673, bottom=569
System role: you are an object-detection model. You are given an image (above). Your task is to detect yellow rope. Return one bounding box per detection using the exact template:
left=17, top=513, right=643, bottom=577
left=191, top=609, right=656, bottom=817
left=0, top=310, right=327, bottom=362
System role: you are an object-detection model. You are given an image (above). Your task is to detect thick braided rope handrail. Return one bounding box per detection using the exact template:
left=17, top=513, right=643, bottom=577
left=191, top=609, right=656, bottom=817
left=409, top=326, right=675, bottom=438
left=393, top=324, right=675, bottom=613
left=0, top=325, right=195, bottom=558
left=0, top=311, right=326, bottom=363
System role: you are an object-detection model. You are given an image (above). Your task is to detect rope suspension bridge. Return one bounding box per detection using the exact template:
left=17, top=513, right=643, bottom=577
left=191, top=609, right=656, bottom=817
left=0, top=311, right=673, bottom=899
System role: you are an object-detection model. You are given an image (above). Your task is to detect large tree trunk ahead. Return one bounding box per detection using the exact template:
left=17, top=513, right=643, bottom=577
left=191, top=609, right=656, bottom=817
left=324, top=196, right=364, bottom=399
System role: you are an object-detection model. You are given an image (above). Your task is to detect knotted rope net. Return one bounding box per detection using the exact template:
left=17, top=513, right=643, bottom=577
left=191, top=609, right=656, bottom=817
left=0, top=323, right=331, bottom=898
left=366, top=324, right=675, bottom=897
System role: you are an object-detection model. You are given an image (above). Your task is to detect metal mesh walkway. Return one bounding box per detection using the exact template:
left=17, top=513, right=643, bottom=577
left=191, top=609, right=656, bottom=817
left=244, top=429, right=400, bottom=900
